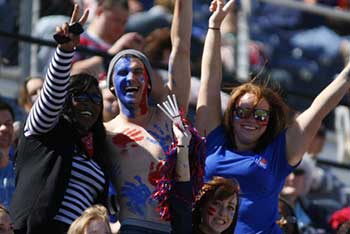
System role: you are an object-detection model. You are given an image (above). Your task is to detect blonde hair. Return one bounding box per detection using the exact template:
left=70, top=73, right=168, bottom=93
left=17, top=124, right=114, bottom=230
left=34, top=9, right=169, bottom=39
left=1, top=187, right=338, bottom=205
left=67, top=205, right=112, bottom=234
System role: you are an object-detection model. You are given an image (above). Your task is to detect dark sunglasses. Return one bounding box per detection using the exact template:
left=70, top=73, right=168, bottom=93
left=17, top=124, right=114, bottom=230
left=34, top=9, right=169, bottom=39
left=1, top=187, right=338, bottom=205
left=72, top=93, right=102, bottom=105
left=234, top=107, right=270, bottom=122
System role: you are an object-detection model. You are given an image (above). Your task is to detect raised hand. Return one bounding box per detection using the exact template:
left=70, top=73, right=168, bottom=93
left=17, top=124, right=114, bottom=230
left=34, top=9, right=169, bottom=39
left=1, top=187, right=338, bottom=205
left=108, top=32, right=145, bottom=55
left=173, top=122, right=191, bottom=147
left=55, top=4, right=89, bottom=51
left=157, top=94, right=187, bottom=136
left=209, top=0, right=235, bottom=28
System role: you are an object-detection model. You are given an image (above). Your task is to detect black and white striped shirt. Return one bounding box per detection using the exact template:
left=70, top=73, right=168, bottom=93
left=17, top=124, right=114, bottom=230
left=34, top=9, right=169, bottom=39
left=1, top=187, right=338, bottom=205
left=24, top=47, right=106, bottom=225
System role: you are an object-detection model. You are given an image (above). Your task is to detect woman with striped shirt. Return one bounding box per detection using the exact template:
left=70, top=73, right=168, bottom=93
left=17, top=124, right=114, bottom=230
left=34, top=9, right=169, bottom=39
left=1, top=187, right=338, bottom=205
left=10, top=6, right=109, bottom=234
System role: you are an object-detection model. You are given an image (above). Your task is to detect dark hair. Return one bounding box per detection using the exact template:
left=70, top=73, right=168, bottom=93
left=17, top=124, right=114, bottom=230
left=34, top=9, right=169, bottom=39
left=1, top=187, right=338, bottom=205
left=193, top=177, right=240, bottom=234
left=0, top=99, right=15, bottom=121
left=223, top=82, right=289, bottom=152
left=64, top=73, right=106, bottom=163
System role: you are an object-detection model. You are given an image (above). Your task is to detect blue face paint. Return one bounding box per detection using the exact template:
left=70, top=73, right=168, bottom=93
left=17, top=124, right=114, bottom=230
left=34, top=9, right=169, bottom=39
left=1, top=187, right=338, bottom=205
left=121, top=175, right=153, bottom=217
left=113, top=57, right=150, bottom=118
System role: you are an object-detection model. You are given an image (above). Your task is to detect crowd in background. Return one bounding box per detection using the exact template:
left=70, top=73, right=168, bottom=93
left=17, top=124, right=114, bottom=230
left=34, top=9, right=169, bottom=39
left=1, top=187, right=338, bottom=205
left=1, top=0, right=350, bottom=233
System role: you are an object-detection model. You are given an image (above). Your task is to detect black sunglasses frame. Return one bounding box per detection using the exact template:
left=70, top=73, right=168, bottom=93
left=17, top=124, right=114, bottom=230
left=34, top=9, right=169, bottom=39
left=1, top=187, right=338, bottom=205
left=234, top=107, right=270, bottom=122
left=72, top=93, right=102, bottom=105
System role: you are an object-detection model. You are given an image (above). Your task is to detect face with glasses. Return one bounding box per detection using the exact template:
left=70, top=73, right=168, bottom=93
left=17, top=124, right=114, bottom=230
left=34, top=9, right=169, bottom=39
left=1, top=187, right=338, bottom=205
left=232, top=93, right=270, bottom=150
left=71, top=84, right=102, bottom=134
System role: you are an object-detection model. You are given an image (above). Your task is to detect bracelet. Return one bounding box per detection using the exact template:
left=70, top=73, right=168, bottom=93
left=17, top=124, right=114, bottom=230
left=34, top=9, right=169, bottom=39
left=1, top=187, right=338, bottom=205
left=177, top=145, right=189, bottom=148
left=208, top=27, right=220, bottom=30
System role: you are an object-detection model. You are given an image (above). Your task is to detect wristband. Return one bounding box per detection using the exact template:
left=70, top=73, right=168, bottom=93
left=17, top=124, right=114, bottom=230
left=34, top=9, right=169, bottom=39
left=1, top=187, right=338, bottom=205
left=177, top=145, right=189, bottom=148
left=208, top=27, right=220, bottom=30
left=53, top=22, right=84, bottom=44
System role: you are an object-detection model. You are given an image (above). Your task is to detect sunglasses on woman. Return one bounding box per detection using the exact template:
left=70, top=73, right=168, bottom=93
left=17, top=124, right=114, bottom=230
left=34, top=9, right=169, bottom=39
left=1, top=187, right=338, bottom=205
left=72, top=93, right=102, bottom=105
left=234, top=107, right=270, bottom=123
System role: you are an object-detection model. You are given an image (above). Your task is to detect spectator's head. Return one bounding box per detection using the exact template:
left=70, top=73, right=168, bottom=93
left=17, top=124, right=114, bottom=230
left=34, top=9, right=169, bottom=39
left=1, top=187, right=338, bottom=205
left=143, top=27, right=171, bottom=66
left=224, top=82, right=289, bottom=152
left=277, top=197, right=299, bottom=234
left=281, top=164, right=311, bottom=203
left=67, top=205, right=112, bottom=234
left=0, top=205, right=14, bottom=234
left=90, top=0, right=129, bottom=44
left=193, top=177, right=240, bottom=234
left=99, top=80, right=119, bottom=122
left=64, top=73, right=104, bottom=138
left=107, top=50, right=153, bottom=116
left=18, top=76, right=44, bottom=113
left=0, top=100, right=14, bottom=150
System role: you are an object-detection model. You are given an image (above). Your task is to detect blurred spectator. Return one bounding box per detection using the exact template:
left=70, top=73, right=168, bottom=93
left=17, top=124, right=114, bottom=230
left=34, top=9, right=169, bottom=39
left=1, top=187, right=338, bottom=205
left=125, top=0, right=173, bottom=36
left=18, top=76, right=44, bottom=114
left=281, top=160, right=341, bottom=233
left=34, top=0, right=112, bottom=75
left=281, top=168, right=321, bottom=233
left=71, top=0, right=144, bottom=80
left=99, top=80, right=119, bottom=122
left=128, top=0, right=144, bottom=14
left=40, top=0, right=74, bottom=17
left=0, top=0, right=18, bottom=65
left=0, top=205, right=14, bottom=234
left=0, top=100, right=15, bottom=209
left=220, top=1, right=268, bottom=79
left=67, top=205, right=113, bottom=234
left=301, top=125, right=347, bottom=207
left=277, top=197, right=300, bottom=234
left=250, top=0, right=350, bottom=98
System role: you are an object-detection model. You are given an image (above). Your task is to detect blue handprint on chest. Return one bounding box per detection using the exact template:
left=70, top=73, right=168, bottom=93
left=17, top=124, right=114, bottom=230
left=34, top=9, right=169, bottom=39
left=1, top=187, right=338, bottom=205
left=146, top=123, right=173, bottom=153
left=121, top=175, right=154, bottom=217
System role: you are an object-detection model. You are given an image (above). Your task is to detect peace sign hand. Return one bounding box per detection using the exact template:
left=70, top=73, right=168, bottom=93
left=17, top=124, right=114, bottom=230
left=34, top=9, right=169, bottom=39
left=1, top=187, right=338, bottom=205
left=209, top=0, right=235, bottom=29
left=54, top=4, right=89, bottom=51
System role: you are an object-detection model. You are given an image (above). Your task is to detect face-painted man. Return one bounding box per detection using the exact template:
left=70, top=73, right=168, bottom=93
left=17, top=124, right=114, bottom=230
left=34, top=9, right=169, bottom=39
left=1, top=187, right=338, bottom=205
left=107, top=50, right=153, bottom=118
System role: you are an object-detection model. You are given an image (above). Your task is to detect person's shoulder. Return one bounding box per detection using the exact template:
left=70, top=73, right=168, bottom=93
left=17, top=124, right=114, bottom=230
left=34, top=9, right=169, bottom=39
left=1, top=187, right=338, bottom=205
left=104, top=115, right=125, bottom=133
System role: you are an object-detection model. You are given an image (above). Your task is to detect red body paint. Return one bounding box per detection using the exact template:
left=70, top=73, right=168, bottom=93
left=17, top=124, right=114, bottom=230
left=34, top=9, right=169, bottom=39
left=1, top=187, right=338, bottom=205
left=112, top=128, right=144, bottom=148
left=208, top=206, right=217, bottom=216
left=148, top=161, right=165, bottom=186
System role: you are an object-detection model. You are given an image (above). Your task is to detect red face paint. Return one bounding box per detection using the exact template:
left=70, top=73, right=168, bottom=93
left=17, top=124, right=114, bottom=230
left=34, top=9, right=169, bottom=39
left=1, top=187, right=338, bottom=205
left=112, top=128, right=144, bottom=148
left=139, top=70, right=149, bottom=115
left=207, top=206, right=217, bottom=216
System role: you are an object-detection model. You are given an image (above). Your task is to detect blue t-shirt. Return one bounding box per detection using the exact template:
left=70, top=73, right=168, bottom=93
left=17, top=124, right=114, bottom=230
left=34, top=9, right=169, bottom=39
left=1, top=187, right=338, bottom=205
left=205, top=126, right=294, bottom=234
left=0, top=160, right=16, bottom=208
